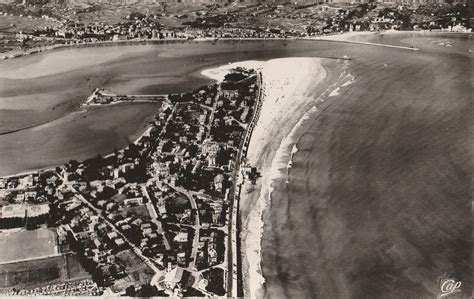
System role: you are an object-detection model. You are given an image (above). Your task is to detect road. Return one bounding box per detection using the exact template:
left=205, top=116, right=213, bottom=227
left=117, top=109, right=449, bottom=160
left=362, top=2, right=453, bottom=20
left=66, top=185, right=164, bottom=280
left=141, top=184, right=171, bottom=251
left=167, top=185, right=201, bottom=271
left=226, top=70, right=264, bottom=297
left=204, top=84, right=222, bottom=140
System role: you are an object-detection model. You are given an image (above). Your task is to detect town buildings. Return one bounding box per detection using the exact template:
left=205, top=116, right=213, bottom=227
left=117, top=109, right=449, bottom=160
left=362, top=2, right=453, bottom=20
left=0, top=66, right=260, bottom=296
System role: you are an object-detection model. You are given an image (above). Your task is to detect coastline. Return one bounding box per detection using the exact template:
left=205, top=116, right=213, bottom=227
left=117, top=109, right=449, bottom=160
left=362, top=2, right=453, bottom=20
left=237, top=57, right=354, bottom=298
left=0, top=102, right=160, bottom=178
left=200, top=58, right=352, bottom=297
left=0, top=32, right=471, bottom=297
left=0, top=35, right=368, bottom=178
left=0, top=56, right=349, bottom=295
left=2, top=29, right=470, bottom=62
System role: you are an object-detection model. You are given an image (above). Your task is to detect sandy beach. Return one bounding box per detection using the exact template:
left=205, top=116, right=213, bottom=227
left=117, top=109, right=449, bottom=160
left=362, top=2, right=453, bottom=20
left=230, top=57, right=353, bottom=298
left=1, top=35, right=470, bottom=297
left=200, top=57, right=351, bottom=297
left=259, top=34, right=471, bottom=298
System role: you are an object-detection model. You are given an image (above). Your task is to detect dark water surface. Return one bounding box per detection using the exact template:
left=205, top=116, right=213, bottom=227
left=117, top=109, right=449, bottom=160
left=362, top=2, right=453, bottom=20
left=0, top=33, right=471, bottom=298
left=1, top=39, right=376, bottom=175
left=261, top=33, right=472, bottom=298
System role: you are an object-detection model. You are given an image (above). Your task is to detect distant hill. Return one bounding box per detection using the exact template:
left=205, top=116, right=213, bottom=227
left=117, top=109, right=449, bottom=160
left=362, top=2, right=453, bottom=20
left=12, top=0, right=469, bottom=7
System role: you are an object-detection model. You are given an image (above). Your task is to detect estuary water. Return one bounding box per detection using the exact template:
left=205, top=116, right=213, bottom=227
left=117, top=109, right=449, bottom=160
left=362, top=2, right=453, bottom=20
left=0, top=33, right=472, bottom=298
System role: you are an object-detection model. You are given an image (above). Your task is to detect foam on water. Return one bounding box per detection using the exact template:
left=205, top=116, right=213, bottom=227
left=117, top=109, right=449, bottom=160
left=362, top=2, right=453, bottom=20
left=246, top=105, right=319, bottom=298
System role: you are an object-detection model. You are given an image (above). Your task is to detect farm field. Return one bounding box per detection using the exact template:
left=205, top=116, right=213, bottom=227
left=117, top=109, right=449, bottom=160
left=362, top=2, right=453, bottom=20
left=0, top=228, right=58, bottom=263
left=0, top=252, right=90, bottom=289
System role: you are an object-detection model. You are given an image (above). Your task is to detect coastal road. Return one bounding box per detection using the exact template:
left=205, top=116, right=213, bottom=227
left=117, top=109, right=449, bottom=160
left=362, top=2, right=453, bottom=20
left=3, top=34, right=470, bottom=298
left=227, top=70, right=264, bottom=297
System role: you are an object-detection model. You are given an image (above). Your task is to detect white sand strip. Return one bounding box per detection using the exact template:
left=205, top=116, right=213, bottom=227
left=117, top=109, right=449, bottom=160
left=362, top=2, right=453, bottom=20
left=202, top=58, right=328, bottom=298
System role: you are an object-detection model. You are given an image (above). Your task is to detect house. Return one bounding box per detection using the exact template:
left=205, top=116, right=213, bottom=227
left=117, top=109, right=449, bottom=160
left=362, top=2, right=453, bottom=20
left=141, top=223, right=153, bottom=235
left=107, top=231, right=118, bottom=240
left=97, top=200, right=107, bottom=208
left=121, top=224, right=132, bottom=231
left=1, top=204, right=26, bottom=218
left=158, top=204, right=167, bottom=218
left=105, top=202, right=117, bottom=211
left=120, top=163, right=135, bottom=173
left=202, top=142, right=220, bottom=168
left=177, top=251, right=186, bottom=266
left=132, top=218, right=143, bottom=226
left=160, top=30, right=175, bottom=39
left=123, top=197, right=143, bottom=206
left=93, top=239, right=102, bottom=249
left=15, top=193, right=25, bottom=203
left=208, top=247, right=218, bottom=265
left=24, top=191, right=37, bottom=201
left=20, top=175, right=34, bottom=188
left=214, top=174, right=224, bottom=193
left=221, top=89, right=239, bottom=100
left=174, top=229, right=188, bottom=243
left=113, top=168, right=120, bottom=179
left=114, top=238, right=125, bottom=248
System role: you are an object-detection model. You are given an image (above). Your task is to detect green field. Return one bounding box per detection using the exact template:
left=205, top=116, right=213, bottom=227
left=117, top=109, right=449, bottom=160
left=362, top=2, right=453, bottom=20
left=0, top=256, right=62, bottom=288
left=0, top=252, right=89, bottom=289
left=112, top=250, right=154, bottom=292
left=0, top=228, right=58, bottom=263
left=0, top=253, right=90, bottom=289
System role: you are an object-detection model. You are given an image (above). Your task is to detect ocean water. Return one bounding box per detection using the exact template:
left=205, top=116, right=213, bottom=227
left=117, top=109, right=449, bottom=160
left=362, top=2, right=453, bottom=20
left=0, top=34, right=471, bottom=298
left=0, top=38, right=410, bottom=174
left=260, top=33, right=472, bottom=298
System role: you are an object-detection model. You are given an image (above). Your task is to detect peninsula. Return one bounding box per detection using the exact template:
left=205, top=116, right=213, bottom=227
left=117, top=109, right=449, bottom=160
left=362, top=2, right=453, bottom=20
left=0, top=14, right=470, bottom=298
left=0, top=65, right=262, bottom=296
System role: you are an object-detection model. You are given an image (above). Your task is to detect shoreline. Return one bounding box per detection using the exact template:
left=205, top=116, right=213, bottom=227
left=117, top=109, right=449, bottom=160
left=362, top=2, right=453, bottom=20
left=0, top=28, right=470, bottom=297
left=2, top=30, right=470, bottom=62
left=0, top=102, right=161, bottom=179
left=237, top=57, right=353, bottom=298
left=0, top=58, right=267, bottom=179
left=0, top=57, right=346, bottom=297
left=0, top=57, right=350, bottom=297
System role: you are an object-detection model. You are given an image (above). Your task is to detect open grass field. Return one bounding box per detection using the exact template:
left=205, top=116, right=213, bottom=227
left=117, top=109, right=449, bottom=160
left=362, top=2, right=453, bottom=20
left=0, top=33, right=470, bottom=297
left=63, top=252, right=91, bottom=280
left=112, top=250, right=154, bottom=292
left=120, top=205, right=151, bottom=220
left=0, top=228, right=58, bottom=264
left=0, top=15, right=58, bottom=34
left=0, top=252, right=90, bottom=289
left=0, top=255, right=63, bottom=289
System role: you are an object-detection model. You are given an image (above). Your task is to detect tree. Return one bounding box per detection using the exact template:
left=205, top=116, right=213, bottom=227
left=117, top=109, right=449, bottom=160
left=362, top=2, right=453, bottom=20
left=124, top=285, right=136, bottom=297
left=136, top=284, right=159, bottom=297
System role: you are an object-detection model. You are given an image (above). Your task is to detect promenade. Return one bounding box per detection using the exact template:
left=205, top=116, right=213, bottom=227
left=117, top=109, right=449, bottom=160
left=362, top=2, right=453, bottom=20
left=227, top=70, right=264, bottom=297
